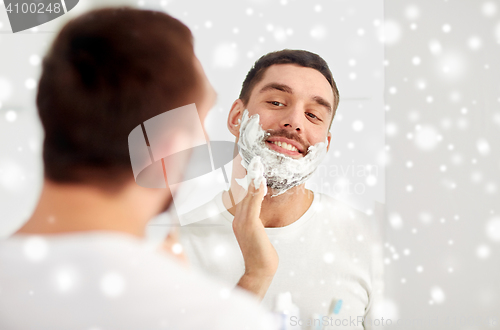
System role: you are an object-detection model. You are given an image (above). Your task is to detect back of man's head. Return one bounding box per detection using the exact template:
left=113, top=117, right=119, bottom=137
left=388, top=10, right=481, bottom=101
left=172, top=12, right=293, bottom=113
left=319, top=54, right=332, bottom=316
left=37, top=7, right=202, bottom=191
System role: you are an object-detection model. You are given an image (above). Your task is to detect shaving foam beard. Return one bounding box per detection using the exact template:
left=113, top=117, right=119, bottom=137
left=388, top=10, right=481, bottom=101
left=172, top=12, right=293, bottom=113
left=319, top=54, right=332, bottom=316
left=237, top=109, right=328, bottom=197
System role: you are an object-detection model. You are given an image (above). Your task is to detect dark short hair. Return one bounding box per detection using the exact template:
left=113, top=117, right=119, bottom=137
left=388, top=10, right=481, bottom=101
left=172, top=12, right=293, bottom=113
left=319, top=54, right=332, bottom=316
left=37, top=7, right=202, bottom=190
left=239, top=49, right=339, bottom=127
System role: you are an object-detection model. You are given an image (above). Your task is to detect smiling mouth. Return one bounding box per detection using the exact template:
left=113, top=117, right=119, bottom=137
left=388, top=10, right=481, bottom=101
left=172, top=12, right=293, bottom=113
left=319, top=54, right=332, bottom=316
left=265, top=140, right=303, bottom=156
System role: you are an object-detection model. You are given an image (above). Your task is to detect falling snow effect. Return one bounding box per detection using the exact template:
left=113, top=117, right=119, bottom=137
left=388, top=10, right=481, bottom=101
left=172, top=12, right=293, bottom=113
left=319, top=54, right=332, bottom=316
left=213, top=43, right=238, bottom=68
left=378, top=20, right=402, bottom=45
left=54, top=266, right=79, bottom=293
left=485, top=217, right=500, bottom=242
left=23, top=236, right=48, bottom=262
left=310, top=25, right=327, bottom=40
left=383, top=0, right=499, bottom=324
left=388, top=213, right=403, bottom=230
left=0, top=77, right=13, bottom=101
left=323, top=252, right=335, bottom=264
left=414, top=125, right=440, bottom=151
left=5, top=110, right=17, bottom=122
left=0, top=0, right=497, bottom=326
left=430, top=286, right=446, bottom=304
left=100, top=272, right=126, bottom=298
left=476, top=244, right=491, bottom=260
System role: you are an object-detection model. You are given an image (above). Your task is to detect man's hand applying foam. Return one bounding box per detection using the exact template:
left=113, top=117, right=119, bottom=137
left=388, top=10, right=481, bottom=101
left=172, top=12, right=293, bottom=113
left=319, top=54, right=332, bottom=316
left=233, top=157, right=278, bottom=300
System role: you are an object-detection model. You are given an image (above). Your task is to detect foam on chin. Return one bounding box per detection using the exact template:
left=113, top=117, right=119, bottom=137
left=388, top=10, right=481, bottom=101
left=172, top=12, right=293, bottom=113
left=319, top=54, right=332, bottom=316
left=236, top=109, right=328, bottom=197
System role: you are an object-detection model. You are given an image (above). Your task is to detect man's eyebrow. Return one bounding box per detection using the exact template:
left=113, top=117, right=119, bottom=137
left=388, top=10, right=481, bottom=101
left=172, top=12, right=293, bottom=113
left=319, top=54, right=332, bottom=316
left=259, top=83, right=293, bottom=94
left=312, top=96, right=332, bottom=115
left=259, top=82, right=332, bottom=115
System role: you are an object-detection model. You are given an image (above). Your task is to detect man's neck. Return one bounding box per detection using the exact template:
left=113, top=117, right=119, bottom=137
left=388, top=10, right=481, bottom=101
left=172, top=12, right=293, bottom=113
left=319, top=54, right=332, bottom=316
left=223, top=185, right=313, bottom=228
left=15, top=180, right=155, bottom=238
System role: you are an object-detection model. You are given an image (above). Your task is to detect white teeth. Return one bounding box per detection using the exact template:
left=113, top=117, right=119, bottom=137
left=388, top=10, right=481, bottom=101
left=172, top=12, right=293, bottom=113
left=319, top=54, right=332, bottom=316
left=271, top=141, right=298, bottom=152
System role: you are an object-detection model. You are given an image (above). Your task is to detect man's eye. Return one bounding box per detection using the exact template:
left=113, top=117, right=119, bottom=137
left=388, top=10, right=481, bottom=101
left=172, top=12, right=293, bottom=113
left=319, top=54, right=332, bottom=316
left=306, top=112, right=320, bottom=120
left=269, top=101, right=285, bottom=107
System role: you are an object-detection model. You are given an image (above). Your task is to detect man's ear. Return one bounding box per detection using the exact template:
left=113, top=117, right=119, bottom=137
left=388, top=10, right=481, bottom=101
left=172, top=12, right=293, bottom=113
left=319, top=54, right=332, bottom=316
left=326, top=132, right=332, bottom=152
left=227, top=99, right=245, bottom=137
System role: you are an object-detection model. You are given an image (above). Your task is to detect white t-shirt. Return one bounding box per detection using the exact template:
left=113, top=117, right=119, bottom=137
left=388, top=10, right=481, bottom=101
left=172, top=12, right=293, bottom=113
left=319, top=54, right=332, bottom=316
left=179, top=191, right=384, bottom=330
left=0, top=231, right=278, bottom=330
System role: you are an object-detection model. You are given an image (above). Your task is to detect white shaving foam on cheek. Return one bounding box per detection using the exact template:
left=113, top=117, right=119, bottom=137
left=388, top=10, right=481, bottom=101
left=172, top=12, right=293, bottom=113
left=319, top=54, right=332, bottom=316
left=236, top=109, right=328, bottom=197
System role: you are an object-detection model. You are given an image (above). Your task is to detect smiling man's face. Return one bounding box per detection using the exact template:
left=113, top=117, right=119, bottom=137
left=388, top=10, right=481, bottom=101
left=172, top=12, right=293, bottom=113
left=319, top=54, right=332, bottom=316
left=243, top=64, right=334, bottom=159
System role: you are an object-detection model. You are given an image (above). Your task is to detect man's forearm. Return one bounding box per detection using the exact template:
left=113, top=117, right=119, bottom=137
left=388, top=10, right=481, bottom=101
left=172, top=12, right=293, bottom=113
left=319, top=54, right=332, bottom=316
left=236, top=272, right=275, bottom=301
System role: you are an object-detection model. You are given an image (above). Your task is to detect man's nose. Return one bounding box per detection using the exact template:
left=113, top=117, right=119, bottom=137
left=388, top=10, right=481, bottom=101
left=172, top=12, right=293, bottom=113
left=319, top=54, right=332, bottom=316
left=279, top=107, right=303, bottom=132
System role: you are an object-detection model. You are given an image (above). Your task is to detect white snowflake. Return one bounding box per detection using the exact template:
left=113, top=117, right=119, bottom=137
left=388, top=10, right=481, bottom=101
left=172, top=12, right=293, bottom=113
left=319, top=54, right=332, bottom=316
left=0, top=160, right=26, bottom=192
left=476, top=244, right=491, bottom=259
left=214, top=244, right=226, bottom=257
left=386, top=122, right=398, bottom=137
left=352, top=120, right=364, bottom=132
left=481, top=2, right=497, bottom=16
left=29, top=54, right=41, bottom=66
left=310, top=25, right=327, bottom=40
left=377, top=20, right=402, bottom=45
left=485, top=217, right=500, bottom=242
left=273, top=27, right=287, bottom=42
left=495, top=22, right=500, bottom=41
left=54, top=266, right=79, bottom=293
left=323, top=252, right=334, bottom=264
left=25, top=78, right=37, bottom=90
left=213, top=43, right=238, bottom=69
left=416, top=79, right=426, bottom=90
left=0, top=77, right=13, bottom=101
left=468, top=36, right=482, bottom=50
left=372, top=298, right=399, bottom=320
left=171, top=243, right=183, bottom=255
left=419, top=212, right=433, bottom=225
left=388, top=213, right=403, bottom=230
left=430, top=286, right=446, bottom=304
left=485, top=182, right=497, bottom=194
left=414, top=125, right=440, bottom=151
left=428, top=40, right=442, bottom=55
left=219, top=288, right=231, bottom=299
left=366, top=175, right=377, bottom=186
left=23, top=236, right=48, bottom=262
left=476, top=138, right=490, bottom=156
left=100, top=272, right=126, bottom=298
left=5, top=110, right=17, bottom=122
left=404, top=5, right=420, bottom=20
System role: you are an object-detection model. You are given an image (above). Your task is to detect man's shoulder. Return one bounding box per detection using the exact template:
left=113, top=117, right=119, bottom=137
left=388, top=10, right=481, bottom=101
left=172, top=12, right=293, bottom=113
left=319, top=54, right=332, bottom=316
left=314, top=192, right=380, bottom=237
left=0, top=234, right=277, bottom=330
